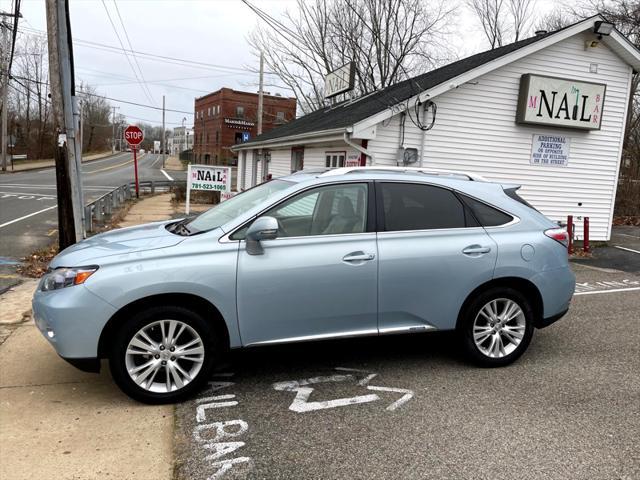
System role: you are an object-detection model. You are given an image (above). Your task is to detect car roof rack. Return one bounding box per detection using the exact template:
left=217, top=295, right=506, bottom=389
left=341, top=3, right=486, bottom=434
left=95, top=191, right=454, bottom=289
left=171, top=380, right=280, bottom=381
left=319, top=166, right=487, bottom=182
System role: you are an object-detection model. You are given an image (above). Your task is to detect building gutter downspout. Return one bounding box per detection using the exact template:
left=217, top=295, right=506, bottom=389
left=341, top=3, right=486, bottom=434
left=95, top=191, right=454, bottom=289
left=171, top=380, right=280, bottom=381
left=343, top=131, right=376, bottom=165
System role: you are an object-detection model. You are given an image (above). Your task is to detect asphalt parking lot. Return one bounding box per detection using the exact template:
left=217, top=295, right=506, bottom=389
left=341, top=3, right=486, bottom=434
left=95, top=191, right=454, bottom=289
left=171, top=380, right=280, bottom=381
left=173, top=242, right=640, bottom=480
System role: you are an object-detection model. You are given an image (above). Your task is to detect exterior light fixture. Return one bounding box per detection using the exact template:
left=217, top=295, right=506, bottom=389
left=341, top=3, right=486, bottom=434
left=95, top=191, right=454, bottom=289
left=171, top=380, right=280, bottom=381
left=594, top=21, right=614, bottom=37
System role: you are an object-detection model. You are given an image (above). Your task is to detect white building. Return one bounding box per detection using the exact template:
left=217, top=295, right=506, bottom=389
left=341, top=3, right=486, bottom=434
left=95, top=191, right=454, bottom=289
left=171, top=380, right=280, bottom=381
left=171, top=126, right=194, bottom=155
left=233, top=16, right=640, bottom=241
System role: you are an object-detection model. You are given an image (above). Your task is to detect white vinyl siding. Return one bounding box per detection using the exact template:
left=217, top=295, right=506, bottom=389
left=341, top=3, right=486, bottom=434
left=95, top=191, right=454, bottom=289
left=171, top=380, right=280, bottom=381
left=368, top=32, right=632, bottom=240
left=269, top=149, right=292, bottom=178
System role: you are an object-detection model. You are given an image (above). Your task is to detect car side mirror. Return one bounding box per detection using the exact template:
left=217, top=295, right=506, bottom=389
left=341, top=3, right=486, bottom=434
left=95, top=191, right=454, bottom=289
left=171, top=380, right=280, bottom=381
left=245, top=216, right=278, bottom=255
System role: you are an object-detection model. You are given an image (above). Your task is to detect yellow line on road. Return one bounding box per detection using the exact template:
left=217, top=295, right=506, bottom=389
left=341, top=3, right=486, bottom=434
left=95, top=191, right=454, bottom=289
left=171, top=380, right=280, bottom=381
left=47, top=229, right=57, bottom=236
left=84, top=153, right=147, bottom=174
left=85, top=159, right=133, bottom=174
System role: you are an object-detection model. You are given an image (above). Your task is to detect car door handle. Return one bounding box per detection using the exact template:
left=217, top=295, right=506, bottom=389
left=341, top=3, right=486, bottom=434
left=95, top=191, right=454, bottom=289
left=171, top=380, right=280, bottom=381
left=342, top=252, right=376, bottom=262
left=462, top=245, right=492, bottom=255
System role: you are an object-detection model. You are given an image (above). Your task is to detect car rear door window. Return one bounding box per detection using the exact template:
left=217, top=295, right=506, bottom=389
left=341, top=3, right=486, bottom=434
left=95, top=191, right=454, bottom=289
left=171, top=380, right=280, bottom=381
left=458, top=194, right=513, bottom=227
left=380, top=183, right=467, bottom=231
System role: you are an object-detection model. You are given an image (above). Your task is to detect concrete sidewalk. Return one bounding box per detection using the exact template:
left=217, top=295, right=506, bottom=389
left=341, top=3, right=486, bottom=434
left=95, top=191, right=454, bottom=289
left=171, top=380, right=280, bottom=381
left=1, top=151, right=113, bottom=173
left=164, top=154, right=186, bottom=171
left=0, top=193, right=178, bottom=480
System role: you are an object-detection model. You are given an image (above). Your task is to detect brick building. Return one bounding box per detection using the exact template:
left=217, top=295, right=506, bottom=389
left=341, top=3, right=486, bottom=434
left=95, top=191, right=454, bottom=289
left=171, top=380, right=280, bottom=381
left=193, top=88, right=296, bottom=165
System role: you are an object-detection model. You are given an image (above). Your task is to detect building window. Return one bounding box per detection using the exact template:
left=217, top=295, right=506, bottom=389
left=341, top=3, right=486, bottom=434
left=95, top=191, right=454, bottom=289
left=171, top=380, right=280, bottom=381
left=291, top=147, right=304, bottom=172
left=208, top=107, right=211, bottom=116
left=276, top=111, right=285, bottom=122
left=236, top=106, right=244, bottom=118
left=235, top=132, right=243, bottom=144
left=215, top=130, right=219, bottom=144
left=216, top=105, right=220, bottom=115
left=325, top=151, right=345, bottom=168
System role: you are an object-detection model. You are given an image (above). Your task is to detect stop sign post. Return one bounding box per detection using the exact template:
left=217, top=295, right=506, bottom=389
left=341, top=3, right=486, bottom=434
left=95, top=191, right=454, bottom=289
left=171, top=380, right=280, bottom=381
left=124, top=125, right=144, bottom=197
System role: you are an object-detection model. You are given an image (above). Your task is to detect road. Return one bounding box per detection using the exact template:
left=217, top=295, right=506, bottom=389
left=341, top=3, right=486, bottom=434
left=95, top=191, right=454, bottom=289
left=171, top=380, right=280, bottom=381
left=0, top=153, right=185, bottom=290
left=173, top=250, right=640, bottom=480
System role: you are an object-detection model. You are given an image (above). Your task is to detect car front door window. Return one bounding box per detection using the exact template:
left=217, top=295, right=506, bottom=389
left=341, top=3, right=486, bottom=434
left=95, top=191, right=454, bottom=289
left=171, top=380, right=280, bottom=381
left=265, top=183, right=368, bottom=237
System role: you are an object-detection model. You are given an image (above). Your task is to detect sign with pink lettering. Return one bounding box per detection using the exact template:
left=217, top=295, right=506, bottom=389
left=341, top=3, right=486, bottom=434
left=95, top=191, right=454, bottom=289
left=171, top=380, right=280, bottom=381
left=516, top=74, right=606, bottom=130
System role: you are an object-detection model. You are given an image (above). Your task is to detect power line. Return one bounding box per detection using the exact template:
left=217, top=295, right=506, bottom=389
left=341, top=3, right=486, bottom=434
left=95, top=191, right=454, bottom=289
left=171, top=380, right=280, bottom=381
left=6, top=73, right=194, bottom=115
left=112, top=0, right=155, bottom=103
left=19, top=25, right=278, bottom=76
left=100, top=0, right=154, bottom=105
left=7, top=0, right=21, bottom=75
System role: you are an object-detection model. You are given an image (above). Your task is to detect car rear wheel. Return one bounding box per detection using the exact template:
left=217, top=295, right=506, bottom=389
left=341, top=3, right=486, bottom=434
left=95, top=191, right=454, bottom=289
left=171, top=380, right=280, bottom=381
left=459, top=288, right=534, bottom=367
left=109, top=306, right=218, bottom=403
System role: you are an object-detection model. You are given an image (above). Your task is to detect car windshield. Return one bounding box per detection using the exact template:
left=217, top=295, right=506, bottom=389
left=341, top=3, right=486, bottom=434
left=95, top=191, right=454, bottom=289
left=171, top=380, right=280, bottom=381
left=184, top=179, right=293, bottom=233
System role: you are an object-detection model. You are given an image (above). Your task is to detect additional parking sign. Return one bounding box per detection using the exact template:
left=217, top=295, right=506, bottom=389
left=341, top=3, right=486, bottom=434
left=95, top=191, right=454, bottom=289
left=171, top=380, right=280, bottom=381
left=242, top=132, right=250, bottom=143
left=186, top=164, right=232, bottom=214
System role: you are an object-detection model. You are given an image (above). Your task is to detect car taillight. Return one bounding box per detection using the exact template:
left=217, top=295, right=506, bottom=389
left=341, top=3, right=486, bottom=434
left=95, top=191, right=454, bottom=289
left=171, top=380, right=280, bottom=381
left=544, top=227, right=569, bottom=247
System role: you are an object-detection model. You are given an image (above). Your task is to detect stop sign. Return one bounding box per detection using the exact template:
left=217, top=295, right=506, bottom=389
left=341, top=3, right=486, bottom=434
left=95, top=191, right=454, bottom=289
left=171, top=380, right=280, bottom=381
left=124, top=125, right=144, bottom=146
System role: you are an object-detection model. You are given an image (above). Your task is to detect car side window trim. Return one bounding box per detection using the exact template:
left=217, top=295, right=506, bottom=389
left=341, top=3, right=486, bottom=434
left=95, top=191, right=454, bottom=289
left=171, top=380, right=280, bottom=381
left=373, top=180, right=520, bottom=233
left=222, top=180, right=375, bottom=242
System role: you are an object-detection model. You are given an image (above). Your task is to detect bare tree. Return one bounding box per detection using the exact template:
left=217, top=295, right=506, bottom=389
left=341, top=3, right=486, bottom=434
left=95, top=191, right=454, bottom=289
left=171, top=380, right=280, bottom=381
left=509, top=0, right=535, bottom=41
left=77, top=83, right=112, bottom=152
left=534, top=7, right=574, bottom=33
left=466, top=0, right=508, bottom=48
left=249, top=0, right=455, bottom=114
left=467, top=0, right=536, bottom=48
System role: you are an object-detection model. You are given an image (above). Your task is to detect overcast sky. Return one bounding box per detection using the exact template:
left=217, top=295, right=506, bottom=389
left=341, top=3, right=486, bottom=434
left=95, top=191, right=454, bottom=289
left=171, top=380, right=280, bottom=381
left=3, top=0, right=570, bottom=128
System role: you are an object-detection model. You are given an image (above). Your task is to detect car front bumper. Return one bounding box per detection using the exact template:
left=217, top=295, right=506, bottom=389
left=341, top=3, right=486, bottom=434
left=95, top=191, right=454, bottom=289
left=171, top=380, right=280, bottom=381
left=32, top=284, right=117, bottom=368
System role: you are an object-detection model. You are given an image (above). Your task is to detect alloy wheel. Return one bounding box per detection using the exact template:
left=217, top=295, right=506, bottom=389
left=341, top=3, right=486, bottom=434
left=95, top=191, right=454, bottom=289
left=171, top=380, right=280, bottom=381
left=473, top=298, right=526, bottom=358
left=124, top=319, right=205, bottom=393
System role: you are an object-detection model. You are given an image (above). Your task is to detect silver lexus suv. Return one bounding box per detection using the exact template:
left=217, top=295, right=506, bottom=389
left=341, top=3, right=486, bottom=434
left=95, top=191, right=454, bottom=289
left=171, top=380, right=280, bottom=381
left=33, top=167, right=575, bottom=403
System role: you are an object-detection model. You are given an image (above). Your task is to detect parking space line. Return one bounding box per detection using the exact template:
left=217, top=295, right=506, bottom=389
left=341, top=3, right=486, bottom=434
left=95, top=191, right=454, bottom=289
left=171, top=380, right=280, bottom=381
left=614, top=245, right=640, bottom=254
left=0, top=205, right=58, bottom=229
left=161, top=169, right=174, bottom=181
left=574, top=286, right=640, bottom=296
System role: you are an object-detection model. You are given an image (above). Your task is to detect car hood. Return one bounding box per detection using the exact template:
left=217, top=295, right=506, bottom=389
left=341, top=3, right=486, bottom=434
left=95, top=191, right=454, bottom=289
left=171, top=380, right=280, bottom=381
left=51, top=220, right=185, bottom=267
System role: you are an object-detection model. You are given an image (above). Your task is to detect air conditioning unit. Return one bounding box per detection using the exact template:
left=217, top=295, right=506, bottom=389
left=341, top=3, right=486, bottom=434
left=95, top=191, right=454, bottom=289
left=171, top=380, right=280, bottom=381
left=397, top=147, right=419, bottom=166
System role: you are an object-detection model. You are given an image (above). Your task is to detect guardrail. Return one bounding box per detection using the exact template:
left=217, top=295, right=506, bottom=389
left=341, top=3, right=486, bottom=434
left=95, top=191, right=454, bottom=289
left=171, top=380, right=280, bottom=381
left=84, top=179, right=185, bottom=233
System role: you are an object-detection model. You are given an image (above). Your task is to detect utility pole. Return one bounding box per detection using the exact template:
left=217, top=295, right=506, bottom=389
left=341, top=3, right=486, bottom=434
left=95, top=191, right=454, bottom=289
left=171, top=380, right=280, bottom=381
left=111, top=106, right=119, bottom=154
left=46, top=0, right=84, bottom=248
left=161, top=95, right=166, bottom=167
left=1, top=22, right=8, bottom=172
left=257, top=51, right=265, bottom=181
left=257, top=51, right=264, bottom=136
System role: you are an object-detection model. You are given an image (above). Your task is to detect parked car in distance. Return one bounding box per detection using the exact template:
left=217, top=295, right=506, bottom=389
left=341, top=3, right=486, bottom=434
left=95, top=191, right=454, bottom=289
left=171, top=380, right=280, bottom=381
left=33, top=167, right=575, bottom=403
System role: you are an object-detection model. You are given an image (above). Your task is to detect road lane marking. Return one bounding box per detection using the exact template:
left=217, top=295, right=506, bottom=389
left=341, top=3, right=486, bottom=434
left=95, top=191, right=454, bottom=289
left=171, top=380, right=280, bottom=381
left=616, top=233, right=640, bottom=239
left=614, top=245, right=640, bottom=254
left=161, top=169, right=174, bottom=180
left=85, top=159, right=133, bottom=174
left=0, top=205, right=58, bottom=229
left=574, top=287, right=640, bottom=296
left=0, top=191, right=56, bottom=199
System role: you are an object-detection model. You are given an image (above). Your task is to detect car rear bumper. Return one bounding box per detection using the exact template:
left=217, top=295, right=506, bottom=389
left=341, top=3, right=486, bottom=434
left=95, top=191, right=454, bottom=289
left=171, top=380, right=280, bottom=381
left=535, top=308, right=569, bottom=329
left=531, top=265, right=575, bottom=320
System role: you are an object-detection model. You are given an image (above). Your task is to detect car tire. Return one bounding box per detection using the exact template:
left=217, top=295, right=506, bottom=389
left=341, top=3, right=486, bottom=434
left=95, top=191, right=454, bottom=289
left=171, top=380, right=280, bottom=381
left=458, top=287, right=534, bottom=367
left=109, top=305, right=219, bottom=404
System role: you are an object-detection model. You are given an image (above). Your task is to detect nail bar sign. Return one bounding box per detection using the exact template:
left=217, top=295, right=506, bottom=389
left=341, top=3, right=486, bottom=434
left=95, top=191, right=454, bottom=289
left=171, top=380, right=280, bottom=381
left=516, top=74, right=606, bottom=130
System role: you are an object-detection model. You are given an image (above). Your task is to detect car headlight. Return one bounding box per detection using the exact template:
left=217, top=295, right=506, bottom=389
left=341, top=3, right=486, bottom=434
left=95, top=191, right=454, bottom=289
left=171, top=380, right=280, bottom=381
left=39, top=266, right=99, bottom=291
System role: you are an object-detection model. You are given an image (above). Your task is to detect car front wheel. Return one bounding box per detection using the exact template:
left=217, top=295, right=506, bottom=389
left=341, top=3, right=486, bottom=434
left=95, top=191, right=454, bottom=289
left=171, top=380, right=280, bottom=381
left=109, top=306, right=218, bottom=403
left=459, top=288, right=534, bottom=367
